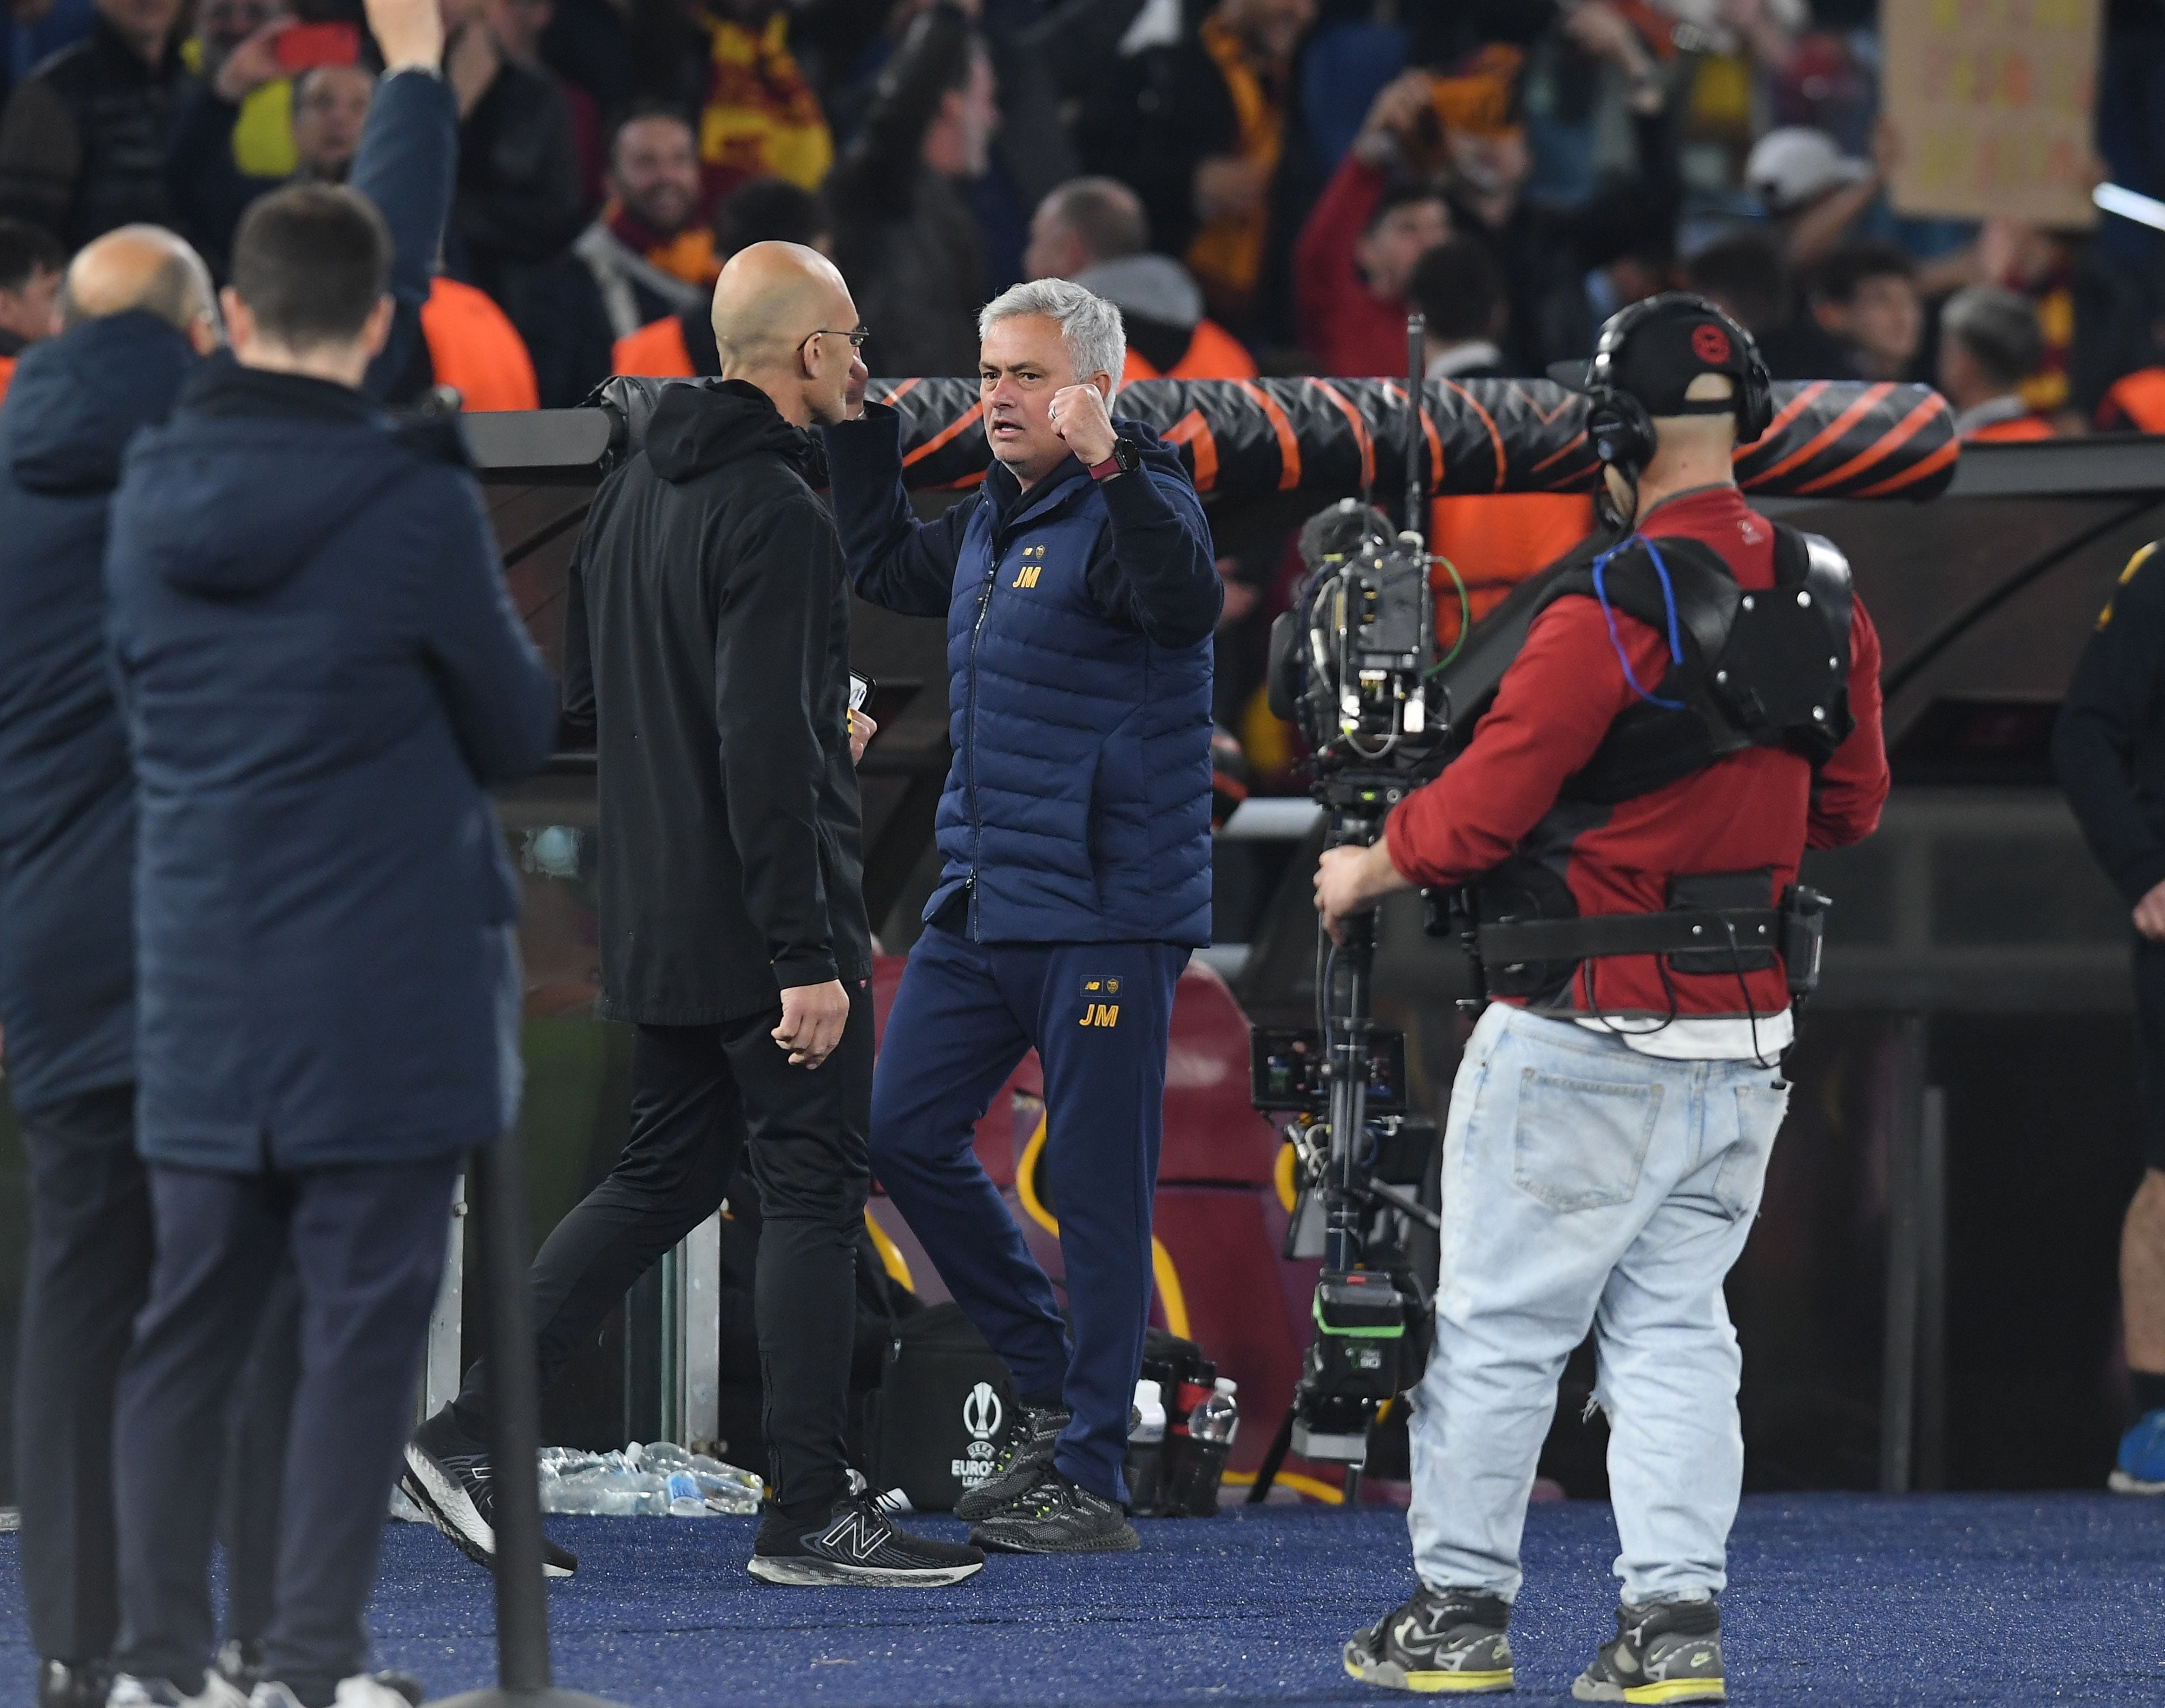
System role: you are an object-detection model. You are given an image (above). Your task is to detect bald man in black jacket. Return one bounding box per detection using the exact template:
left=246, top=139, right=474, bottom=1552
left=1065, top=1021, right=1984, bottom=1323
left=403, top=242, right=984, bottom=1588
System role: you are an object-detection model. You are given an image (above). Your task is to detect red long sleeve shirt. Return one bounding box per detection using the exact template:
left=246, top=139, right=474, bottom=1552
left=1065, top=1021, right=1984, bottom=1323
left=1383, top=484, right=1890, bottom=1019
left=1294, top=155, right=1415, bottom=379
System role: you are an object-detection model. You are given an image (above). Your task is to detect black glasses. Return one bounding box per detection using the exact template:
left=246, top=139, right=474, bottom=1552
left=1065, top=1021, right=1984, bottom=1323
left=801, top=327, right=870, bottom=354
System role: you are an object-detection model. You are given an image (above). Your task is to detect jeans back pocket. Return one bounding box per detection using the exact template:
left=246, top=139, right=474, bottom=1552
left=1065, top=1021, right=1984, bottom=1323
left=1713, top=1083, right=1789, bottom=1219
left=1511, top=1067, right=1662, bottom=1212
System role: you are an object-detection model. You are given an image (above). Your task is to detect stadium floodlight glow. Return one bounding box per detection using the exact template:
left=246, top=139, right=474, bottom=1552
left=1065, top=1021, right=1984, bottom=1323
left=2094, top=182, right=2165, bottom=232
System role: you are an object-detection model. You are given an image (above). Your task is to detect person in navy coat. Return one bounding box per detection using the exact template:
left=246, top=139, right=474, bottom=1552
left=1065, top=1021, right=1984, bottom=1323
left=821, top=276, right=1221, bottom=1554
left=0, top=2, right=457, bottom=1699
left=100, top=180, right=557, bottom=1708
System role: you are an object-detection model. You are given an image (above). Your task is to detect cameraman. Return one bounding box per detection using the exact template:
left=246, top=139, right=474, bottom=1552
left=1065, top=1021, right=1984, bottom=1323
left=821, top=277, right=1219, bottom=1553
left=1316, top=296, right=1888, bottom=1699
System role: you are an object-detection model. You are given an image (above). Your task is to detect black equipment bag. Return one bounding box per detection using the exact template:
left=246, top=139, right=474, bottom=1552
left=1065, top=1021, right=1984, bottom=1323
left=856, top=1302, right=1018, bottom=1514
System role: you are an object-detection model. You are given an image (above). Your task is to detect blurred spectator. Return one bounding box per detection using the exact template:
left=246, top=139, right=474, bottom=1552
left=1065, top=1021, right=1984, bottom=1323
left=0, top=216, right=63, bottom=403
left=1939, top=285, right=2055, bottom=442
left=1682, top=226, right=1848, bottom=379
left=1807, top=240, right=1924, bottom=383
left=1410, top=230, right=1595, bottom=641
left=1022, top=176, right=1255, bottom=383
left=828, top=3, right=992, bottom=378
left=180, top=0, right=292, bottom=180
left=487, top=0, right=604, bottom=208
left=167, top=57, right=375, bottom=275
left=519, top=107, right=709, bottom=406
left=442, top=0, right=584, bottom=307
left=1746, top=124, right=1874, bottom=269
left=1293, top=70, right=1449, bottom=377
left=418, top=271, right=542, bottom=409
left=1976, top=216, right=2149, bottom=424
left=0, top=0, right=193, bottom=247
left=1408, top=234, right=1507, bottom=380
left=1079, top=0, right=1317, bottom=331
left=612, top=173, right=829, bottom=380
left=1435, top=15, right=1680, bottom=373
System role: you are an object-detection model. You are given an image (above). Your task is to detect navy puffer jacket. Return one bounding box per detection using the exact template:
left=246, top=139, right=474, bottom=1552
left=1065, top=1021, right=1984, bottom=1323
left=824, top=405, right=1218, bottom=945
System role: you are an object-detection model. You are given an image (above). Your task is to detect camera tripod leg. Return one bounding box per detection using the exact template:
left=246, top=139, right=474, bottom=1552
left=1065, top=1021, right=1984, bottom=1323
left=1244, top=1405, right=1298, bottom=1505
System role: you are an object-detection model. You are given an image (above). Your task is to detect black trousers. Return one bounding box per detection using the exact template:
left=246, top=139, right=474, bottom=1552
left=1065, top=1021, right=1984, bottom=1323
left=452, top=991, right=872, bottom=1518
left=110, top=1156, right=457, bottom=1704
left=14, top=1084, right=150, bottom=1666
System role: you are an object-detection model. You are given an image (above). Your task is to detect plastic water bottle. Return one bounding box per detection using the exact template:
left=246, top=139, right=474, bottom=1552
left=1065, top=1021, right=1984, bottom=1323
left=1131, top=1378, right=1167, bottom=1443
left=1168, top=1379, right=1239, bottom=1516
left=1191, top=1379, right=1239, bottom=1447
left=667, top=1472, right=708, bottom=1518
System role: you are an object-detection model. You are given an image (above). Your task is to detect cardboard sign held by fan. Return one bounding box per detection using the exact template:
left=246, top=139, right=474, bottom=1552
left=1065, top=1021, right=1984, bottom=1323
left=1880, top=0, right=2102, bottom=228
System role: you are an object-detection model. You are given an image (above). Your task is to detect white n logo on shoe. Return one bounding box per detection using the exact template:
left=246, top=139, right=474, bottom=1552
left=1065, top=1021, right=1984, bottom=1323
left=821, top=1508, right=887, bottom=1563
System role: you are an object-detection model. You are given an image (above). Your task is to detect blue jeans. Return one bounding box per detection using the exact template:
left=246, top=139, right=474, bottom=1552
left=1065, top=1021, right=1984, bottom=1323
left=1409, top=1004, right=1787, bottom=1606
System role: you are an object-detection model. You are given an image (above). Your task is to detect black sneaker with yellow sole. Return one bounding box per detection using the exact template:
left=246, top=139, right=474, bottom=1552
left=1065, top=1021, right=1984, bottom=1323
left=1343, top=1586, right=1514, bottom=1694
left=1571, top=1598, right=1724, bottom=1704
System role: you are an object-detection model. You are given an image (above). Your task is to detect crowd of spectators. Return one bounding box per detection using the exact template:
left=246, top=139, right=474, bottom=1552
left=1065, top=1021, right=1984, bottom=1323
left=5, top=0, right=2165, bottom=772
left=0, top=0, right=2162, bottom=431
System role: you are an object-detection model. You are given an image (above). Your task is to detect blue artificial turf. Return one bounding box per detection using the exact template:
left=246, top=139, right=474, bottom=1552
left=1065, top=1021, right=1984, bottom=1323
left=5, top=1494, right=2163, bottom=1705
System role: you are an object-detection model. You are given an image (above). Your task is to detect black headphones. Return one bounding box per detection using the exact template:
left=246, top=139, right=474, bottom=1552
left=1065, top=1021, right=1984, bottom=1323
left=1583, top=292, right=1774, bottom=478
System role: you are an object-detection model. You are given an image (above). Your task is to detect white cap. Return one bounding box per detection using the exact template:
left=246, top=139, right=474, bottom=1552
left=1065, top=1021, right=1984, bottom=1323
left=1747, top=127, right=1872, bottom=215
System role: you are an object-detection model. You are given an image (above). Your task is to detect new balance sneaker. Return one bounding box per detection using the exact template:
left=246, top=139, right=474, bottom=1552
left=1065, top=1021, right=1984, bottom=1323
left=748, top=1495, right=986, bottom=1586
left=399, top=1409, right=579, bottom=1578
left=954, top=1404, right=1071, bottom=1522
left=1342, top=1586, right=1513, bottom=1693
left=107, top=1673, right=250, bottom=1708
left=2109, top=1407, right=2165, bottom=1494
left=1572, top=1598, right=1725, bottom=1704
left=246, top=1676, right=423, bottom=1708
left=37, top=1660, right=108, bottom=1708
left=967, top=1470, right=1140, bottom=1554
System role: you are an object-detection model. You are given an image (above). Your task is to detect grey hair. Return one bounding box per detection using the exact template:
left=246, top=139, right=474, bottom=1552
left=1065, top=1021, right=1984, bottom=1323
left=979, top=278, right=1126, bottom=391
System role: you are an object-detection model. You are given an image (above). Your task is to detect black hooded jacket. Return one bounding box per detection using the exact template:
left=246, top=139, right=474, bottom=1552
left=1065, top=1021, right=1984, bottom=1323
left=565, top=379, right=871, bottom=1023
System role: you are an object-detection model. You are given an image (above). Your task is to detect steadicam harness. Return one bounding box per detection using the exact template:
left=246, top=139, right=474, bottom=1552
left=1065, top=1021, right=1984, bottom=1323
left=1459, top=298, right=1839, bottom=1032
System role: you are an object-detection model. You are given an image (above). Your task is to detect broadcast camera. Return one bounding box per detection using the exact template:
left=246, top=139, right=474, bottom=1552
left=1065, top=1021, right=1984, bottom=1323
left=1246, top=321, right=1454, bottom=1492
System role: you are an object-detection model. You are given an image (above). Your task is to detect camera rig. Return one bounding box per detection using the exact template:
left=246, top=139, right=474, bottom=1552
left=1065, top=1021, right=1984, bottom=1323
left=1246, top=321, right=1455, bottom=1499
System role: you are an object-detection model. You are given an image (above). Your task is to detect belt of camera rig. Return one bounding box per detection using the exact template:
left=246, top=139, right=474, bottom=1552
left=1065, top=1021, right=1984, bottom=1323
left=1475, top=906, right=1778, bottom=969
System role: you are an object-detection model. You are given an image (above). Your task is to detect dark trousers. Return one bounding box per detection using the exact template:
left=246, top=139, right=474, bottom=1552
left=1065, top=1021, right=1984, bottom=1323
left=452, top=990, right=874, bottom=1518
left=220, top=1265, right=301, bottom=1650
left=111, top=1157, right=457, bottom=1704
left=14, top=1084, right=150, bottom=1666
left=870, top=925, right=1186, bottom=1502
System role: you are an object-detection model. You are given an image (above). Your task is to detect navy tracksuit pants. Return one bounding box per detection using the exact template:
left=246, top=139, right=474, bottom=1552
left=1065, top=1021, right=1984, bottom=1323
left=871, top=922, right=1187, bottom=1503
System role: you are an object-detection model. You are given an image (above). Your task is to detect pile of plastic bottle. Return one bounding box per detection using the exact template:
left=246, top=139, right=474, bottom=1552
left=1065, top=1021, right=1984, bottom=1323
left=536, top=1441, right=764, bottom=1517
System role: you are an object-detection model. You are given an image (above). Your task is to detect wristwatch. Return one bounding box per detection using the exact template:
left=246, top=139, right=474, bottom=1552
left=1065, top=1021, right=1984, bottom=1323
left=1087, top=437, right=1140, bottom=482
